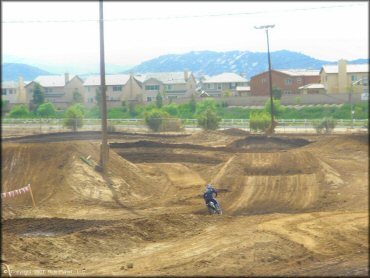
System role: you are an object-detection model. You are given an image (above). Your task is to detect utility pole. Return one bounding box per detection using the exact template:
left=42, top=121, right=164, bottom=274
left=99, top=0, right=109, bottom=172
left=255, top=25, right=275, bottom=133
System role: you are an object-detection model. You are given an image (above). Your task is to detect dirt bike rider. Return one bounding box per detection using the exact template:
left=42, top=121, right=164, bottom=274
left=203, top=184, right=219, bottom=208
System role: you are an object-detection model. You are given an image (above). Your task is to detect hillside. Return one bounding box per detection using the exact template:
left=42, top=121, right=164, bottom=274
left=126, top=50, right=368, bottom=79
left=2, top=63, right=55, bottom=81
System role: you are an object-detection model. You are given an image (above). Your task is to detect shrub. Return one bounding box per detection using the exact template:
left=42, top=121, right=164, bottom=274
left=312, top=117, right=337, bottom=134
left=144, top=109, right=170, bottom=132
left=9, top=105, right=30, bottom=118
left=36, top=102, right=57, bottom=117
left=63, top=105, right=84, bottom=131
left=162, top=103, right=179, bottom=116
left=197, top=109, right=221, bottom=130
left=159, top=117, right=184, bottom=132
left=250, top=111, right=271, bottom=132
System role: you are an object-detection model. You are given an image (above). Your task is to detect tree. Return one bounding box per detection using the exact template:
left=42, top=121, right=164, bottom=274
left=197, top=109, right=221, bottom=130
left=32, top=82, right=45, bottom=108
left=190, top=94, right=197, bottom=114
left=162, top=103, right=179, bottom=116
left=1, top=99, right=10, bottom=116
left=273, top=87, right=283, bottom=99
left=264, top=98, right=285, bottom=117
left=196, top=99, right=219, bottom=115
left=156, top=92, right=163, bottom=108
left=36, top=102, right=57, bottom=117
left=73, top=89, right=84, bottom=104
left=128, top=101, right=138, bottom=117
left=63, top=105, right=84, bottom=131
left=9, top=105, right=30, bottom=118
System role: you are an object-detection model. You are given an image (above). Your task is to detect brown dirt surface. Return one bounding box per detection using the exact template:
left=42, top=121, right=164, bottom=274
left=1, top=130, right=368, bottom=276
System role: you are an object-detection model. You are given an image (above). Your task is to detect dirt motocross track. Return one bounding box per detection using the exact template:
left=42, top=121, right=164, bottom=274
left=1, top=130, right=368, bottom=276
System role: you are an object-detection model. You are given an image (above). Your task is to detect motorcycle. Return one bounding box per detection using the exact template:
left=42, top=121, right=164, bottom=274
left=207, top=200, right=223, bottom=215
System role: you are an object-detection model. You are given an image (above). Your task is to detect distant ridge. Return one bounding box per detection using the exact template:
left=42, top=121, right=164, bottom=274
left=125, top=49, right=369, bottom=79
left=2, top=63, right=54, bottom=81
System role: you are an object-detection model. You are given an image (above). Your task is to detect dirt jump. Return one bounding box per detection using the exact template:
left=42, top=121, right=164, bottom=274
left=1, top=130, right=368, bottom=276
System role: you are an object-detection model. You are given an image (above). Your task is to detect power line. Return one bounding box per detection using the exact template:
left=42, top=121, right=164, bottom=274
left=2, top=3, right=365, bottom=24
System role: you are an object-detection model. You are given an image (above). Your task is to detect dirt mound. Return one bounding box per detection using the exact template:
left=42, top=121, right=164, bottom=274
left=208, top=150, right=332, bottom=214
left=1, top=141, right=164, bottom=218
left=227, top=135, right=311, bottom=151
left=220, top=128, right=250, bottom=136
left=306, top=134, right=368, bottom=153
left=184, top=130, right=241, bottom=146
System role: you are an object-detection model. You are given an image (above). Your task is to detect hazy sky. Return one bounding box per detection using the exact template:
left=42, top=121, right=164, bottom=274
left=2, top=1, right=369, bottom=70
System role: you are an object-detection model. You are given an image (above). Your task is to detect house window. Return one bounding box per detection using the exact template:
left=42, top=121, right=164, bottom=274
left=165, top=85, right=173, bottom=90
left=285, top=78, right=292, bottom=85
left=45, top=88, right=52, bottom=93
left=325, top=76, right=328, bottom=82
left=296, top=78, right=302, bottom=84
left=217, top=84, right=222, bottom=90
left=351, top=75, right=357, bottom=82
left=284, top=90, right=292, bottom=94
left=2, top=89, right=7, bottom=95
left=230, top=82, right=236, bottom=89
left=147, top=97, right=153, bottom=102
left=207, top=84, right=215, bottom=89
left=145, top=85, right=160, bottom=91
left=261, top=78, right=266, bottom=84
left=113, top=85, right=122, bottom=92
left=87, top=87, right=90, bottom=92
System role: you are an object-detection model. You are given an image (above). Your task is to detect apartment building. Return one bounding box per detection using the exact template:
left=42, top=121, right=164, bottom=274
left=320, top=59, right=369, bottom=93
left=250, top=69, right=320, bottom=96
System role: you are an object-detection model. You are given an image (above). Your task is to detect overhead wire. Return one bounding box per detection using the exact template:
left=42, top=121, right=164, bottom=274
left=2, top=3, right=366, bottom=24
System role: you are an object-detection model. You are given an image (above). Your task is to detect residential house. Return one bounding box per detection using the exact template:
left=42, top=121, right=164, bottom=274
left=2, top=77, right=29, bottom=104
left=320, top=59, right=369, bottom=93
left=250, top=69, right=320, bottom=96
left=83, top=74, right=142, bottom=107
left=25, top=73, right=85, bottom=109
left=200, top=73, right=249, bottom=97
left=134, top=71, right=197, bottom=102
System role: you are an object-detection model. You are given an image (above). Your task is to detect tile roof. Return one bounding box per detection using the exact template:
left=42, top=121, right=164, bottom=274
left=135, top=72, right=190, bottom=84
left=202, top=73, right=247, bottom=83
left=322, top=64, right=369, bottom=74
left=84, top=74, right=131, bottom=86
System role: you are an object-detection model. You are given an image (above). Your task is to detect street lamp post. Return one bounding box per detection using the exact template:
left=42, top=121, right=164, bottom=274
left=255, top=25, right=275, bottom=133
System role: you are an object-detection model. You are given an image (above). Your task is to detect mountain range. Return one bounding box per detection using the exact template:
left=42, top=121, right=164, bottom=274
left=125, top=50, right=368, bottom=78
left=2, top=50, right=368, bottom=82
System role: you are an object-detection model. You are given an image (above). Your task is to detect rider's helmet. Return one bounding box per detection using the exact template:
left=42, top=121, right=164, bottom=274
left=207, top=183, right=213, bottom=189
